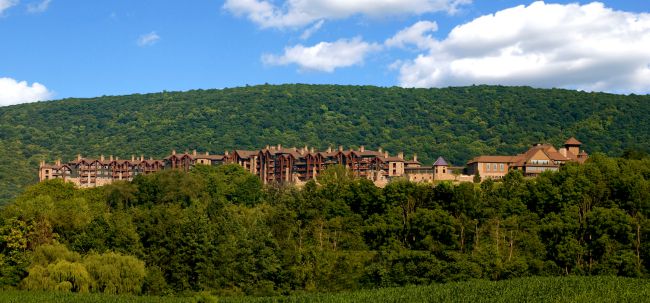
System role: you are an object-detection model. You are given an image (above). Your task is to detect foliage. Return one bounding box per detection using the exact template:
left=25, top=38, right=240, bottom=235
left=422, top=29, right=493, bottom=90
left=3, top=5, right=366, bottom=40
left=1, top=155, right=650, bottom=296
left=1, top=84, right=650, bottom=204
left=84, top=252, right=146, bottom=294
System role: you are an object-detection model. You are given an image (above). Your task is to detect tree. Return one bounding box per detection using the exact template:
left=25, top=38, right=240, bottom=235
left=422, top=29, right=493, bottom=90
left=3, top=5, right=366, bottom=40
left=84, top=252, right=146, bottom=294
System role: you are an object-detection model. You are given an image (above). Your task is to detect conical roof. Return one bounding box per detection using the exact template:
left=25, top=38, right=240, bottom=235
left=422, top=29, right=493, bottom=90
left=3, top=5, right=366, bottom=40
left=433, top=156, right=449, bottom=166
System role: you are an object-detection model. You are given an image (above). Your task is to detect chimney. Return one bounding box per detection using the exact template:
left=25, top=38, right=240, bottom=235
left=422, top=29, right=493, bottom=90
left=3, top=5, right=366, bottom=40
left=141, top=154, right=144, bottom=161
left=225, top=150, right=230, bottom=156
left=310, top=147, right=315, bottom=153
left=56, top=159, right=61, bottom=166
left=206, top=151, right=209, bottom=155
left=328, top=146, right=332, bottom=153
left=100, top=155, right=105, bottom=162
left=338, top=145, right=343, bottom=152
left=265, top=145, right=270, bottom=150
left=378, top=147, right=383, bottom=153
left=172, top=149, right=176, bottom=155
left=398, top=152, right=404, bottom=160
left=413, top=153, right=418, bottom=162
left=116, top=156, right=119, bottom=161
left=110, top=155, right=114, bottom=161
left=360, top=145, right=365, bottom=152
left=131, top=155, right=135, bottom=161
left=193, top=150, right=197, bottom=156
left=77, top=154, right=81, bottom=161
left=384, top=151, right=389, bottom=158
left=277, top=144, right=282, bottom=150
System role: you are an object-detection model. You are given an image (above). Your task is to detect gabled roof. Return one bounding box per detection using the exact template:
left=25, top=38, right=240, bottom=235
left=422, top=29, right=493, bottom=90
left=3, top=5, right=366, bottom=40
left=511, top=144, right=569, bottom=167
left=319, top=151, right=340, bottom=158
left=165, top=153, right=192, bottom=160
left=71, top=158, right=100, bottom=164
left=565, top=137, right=582, bottom=145
left=233, top=150, right=258, bottom=158
left=267, top=148, right=303, bottom=159
left=433, top=156, right=449, bottom=166
left=534, top=144, right=568, bottom=161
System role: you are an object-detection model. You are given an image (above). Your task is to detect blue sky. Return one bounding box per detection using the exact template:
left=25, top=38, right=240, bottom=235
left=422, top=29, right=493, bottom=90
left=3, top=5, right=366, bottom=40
left=1, top=0, right=649, bottom=105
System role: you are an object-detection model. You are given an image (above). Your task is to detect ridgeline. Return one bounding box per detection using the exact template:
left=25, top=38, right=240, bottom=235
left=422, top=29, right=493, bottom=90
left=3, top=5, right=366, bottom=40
left=1, top=84, right=649, bottom=204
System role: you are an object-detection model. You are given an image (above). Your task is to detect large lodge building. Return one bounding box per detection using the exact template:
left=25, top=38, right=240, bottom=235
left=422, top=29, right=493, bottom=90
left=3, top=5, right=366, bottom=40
left=39, top=138, right=588, bottom=188
left=466, top=137, right=589, bottom=180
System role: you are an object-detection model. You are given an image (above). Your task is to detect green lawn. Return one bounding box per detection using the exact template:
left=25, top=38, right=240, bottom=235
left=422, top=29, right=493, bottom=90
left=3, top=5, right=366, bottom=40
left=2, top=276, right=649, bottom=303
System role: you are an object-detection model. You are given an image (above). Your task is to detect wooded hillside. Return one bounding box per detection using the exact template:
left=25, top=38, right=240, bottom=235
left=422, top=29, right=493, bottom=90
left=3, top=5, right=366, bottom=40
left=1, top=84, right=649, bottom=204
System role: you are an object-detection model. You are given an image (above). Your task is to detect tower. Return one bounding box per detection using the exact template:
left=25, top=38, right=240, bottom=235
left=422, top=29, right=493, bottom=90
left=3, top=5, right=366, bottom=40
left=564, top=137, right=582, bottom=156
left=433, top=156, right=450, bottom=180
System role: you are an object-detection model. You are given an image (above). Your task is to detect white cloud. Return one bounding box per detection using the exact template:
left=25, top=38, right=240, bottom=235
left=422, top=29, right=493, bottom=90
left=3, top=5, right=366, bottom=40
left=262, top=37, right=381, bottom=72
left=27, top=0, right=50, bottom=13
left=0, top=77, right=53, bottom=106
left=224, top=0, right=471, bottom=29
left=300, top=19, right=324, bottom=40
left=0, top=0, right=19, bottom=14
left=137, top=31, right=160, bottom=47
left=385, top=20, right=438, bottom=50
left=394, top=1, right=650, bottom=93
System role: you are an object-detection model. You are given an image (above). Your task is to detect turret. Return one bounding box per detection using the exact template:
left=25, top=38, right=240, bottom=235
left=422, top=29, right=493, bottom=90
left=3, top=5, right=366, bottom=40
left=564, top=137, right=582, bottom=156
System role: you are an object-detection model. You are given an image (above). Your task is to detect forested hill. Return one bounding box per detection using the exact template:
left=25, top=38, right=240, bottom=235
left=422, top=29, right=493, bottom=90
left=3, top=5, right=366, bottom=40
left=1, top=84, right=649, bottom=204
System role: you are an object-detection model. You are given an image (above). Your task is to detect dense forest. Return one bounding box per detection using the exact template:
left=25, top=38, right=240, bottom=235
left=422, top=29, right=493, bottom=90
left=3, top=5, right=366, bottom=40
left=1, top=154, right=649, bottom=296
left=1, top=84, right=650, bottom=204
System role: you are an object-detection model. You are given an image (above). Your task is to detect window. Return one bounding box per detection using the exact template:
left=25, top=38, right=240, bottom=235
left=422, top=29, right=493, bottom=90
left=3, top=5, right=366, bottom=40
left=486, top=163, right=490, bottom=172
left=500, top=164, right=504, bottom=171
left=443, top=168, right=446, bottom=173
left=493, top=163, right=498, bottom=171
left=45, top=170, right=49, bottom=174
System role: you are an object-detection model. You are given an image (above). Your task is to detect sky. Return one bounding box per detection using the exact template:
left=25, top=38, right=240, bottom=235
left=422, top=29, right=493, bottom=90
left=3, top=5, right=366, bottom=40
left=0, top=0, right=649, bottom=106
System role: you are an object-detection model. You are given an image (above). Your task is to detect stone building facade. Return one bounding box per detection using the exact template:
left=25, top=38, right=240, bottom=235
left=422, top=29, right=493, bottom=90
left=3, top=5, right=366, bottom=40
left=465, top=137, right=589, bottom=181
left=38, top=137, right=588, bottom=187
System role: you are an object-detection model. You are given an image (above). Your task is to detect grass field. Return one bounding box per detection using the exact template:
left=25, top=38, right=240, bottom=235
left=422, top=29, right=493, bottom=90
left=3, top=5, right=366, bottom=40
left=2, top=276, right=649, bottom=303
